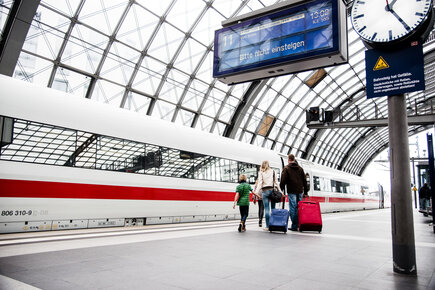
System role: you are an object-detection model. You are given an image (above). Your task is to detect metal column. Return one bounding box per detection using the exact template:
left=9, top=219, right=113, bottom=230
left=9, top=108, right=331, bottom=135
left=427, top=133, right=435, bottom=233
left=388, top=94, right=417, bottom=275
left=0, top=0, right=41, bottom=76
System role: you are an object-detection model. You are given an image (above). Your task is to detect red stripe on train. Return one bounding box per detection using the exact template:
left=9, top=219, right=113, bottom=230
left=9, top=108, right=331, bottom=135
left=0, top=179, right=378, bottom=203
left=0, top=179, right=232, bottom=201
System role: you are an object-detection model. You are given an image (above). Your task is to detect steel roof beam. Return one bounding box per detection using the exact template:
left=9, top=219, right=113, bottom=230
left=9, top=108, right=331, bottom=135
left=223, top=79, right=267, bottom=139
left=307, top=114, right=435, bottom=129
left=0, top=0, right=40, bottom=76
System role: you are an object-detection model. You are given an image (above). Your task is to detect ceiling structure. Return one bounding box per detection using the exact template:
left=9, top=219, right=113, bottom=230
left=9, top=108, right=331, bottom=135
left=0, top=0, right=434, bottom=176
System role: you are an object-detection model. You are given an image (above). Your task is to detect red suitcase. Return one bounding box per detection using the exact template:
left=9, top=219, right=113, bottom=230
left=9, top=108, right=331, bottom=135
left=298, top=198, right=322, bottom=233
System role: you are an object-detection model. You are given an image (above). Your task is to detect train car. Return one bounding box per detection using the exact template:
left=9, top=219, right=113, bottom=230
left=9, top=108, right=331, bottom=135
left=0, top=76, right=382, bottom=233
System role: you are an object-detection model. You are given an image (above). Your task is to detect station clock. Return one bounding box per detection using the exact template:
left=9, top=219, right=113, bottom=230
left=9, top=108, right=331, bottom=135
left=351, top=0, right=434, bottom=48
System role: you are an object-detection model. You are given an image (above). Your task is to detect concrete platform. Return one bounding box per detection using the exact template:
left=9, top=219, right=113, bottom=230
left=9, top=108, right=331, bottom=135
left=0, top=209, right=434, bottom=289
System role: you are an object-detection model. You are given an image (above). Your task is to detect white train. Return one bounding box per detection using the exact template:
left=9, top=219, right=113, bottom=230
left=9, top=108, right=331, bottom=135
left=0, top=76, right=384, bottom=233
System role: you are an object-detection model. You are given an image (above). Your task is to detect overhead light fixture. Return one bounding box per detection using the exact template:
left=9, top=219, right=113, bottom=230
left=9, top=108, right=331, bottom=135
left=257, top=114, right=276, bottom=137
left=305, top=68, right=327, bottom=88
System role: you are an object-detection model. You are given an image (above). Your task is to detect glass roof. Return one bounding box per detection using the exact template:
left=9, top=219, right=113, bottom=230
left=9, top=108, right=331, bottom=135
left=1, top=0, right=434, bottom=176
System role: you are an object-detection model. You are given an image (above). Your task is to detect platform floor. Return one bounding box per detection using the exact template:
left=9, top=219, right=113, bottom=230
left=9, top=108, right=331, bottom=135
left=0, top=209, right=434, bottom=290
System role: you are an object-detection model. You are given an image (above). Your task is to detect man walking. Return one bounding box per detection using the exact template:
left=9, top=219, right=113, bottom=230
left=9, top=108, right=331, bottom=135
left=419, top=183, right=430, bottom=211
left=280, top=154, right=308, bottom=231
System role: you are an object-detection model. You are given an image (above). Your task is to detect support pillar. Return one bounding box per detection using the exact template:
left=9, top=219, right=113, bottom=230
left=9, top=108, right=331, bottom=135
left=427, top=133, right=435, bottom=233
left=388, top=94, right=417, bottom=275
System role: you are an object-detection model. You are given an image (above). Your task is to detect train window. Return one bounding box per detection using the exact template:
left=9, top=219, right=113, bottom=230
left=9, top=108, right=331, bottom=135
left=97, top=136, right=145, bottom=173
left=239, top=162, right=258, bottom=184
left=331, top=180, right=345, bottom=193
left=331, top=180, right=337, bottom=192
left=74, top=132, right=97, bottom=169
left=159, top=148, right=194, bottom=178
left=1, top=115, right=261, bottom=184
left=313, top=176, right=320, bottom=191
left=305, top=173, right=310, bottom=191
left=229, top=160, right=238, bottom=183
left=318, top=177, right=328, bottom=192
left=343, top=182, right=350, bottom=194
left=144, top=144, right=160, bottom=175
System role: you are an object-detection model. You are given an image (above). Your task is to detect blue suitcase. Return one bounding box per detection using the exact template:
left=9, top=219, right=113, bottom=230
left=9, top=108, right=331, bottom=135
left=269, top=208, right=290, bottom=233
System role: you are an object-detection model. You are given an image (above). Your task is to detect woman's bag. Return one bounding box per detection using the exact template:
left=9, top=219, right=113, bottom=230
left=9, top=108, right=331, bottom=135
left=269, top=171, right=282, bottom=203
left=270, top=189, right=283, bottom=202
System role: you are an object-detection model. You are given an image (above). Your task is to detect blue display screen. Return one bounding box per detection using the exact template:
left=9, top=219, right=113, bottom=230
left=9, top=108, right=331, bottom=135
left=213, top=0, right=338, bottom=78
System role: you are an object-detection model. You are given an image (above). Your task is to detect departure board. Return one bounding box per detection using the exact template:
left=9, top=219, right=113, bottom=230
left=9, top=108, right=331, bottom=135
left=213, top=0, right=347, bottom=84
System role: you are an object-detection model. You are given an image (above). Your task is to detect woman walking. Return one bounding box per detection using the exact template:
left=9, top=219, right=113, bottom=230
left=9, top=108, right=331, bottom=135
left=254, top=160, right=283, bottom=231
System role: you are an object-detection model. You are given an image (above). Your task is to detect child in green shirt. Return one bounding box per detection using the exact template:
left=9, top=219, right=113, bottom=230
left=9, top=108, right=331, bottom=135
left=233, top=174, right=260, bottom=232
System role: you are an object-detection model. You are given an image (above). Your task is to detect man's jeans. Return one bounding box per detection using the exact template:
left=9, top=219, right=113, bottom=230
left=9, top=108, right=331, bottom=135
left=288, top=193, right=302, bottom=230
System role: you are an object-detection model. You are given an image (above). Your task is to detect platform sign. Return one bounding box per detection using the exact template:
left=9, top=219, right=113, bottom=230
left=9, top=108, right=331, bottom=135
left=213, top=0, right=348, bottom=85
left=365, top=44, right=425, bottom=99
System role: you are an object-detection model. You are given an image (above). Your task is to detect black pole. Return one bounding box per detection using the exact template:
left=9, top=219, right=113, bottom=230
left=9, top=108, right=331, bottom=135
left=412, top=158, right=417, bottom=209
left=427, top=133, right=435, bottom=233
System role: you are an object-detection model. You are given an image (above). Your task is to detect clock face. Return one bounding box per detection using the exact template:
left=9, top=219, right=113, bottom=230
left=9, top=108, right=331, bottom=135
left=351, top=0, right=433, bottom=45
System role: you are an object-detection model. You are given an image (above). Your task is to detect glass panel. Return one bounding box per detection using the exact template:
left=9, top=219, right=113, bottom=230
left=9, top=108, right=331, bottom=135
left=136, top=0, right=172, bottom=16
left=212, top=0, right=244, bottom=19
left=14, top=53, right=54, bottom=85
left=147, top=22, right=185, bottom=64
left=197, top=115, right=214, bottom=132
left=51, top=67, right=91, bottom=97
left=183, top=80, right=208, bottom=111
left=153, top=100, right=176, bottom=121
left=117, top=3, right=159, bottom=51
left=195, top=51, right=214, bottom=83
left=159, top=80, right=183, bottom=104
left=191, top=7, right=224, bottom=45
left=124, top=92, right=152, bottom=114
left=133, top=57, right=166, bottom=96
left=174, top=109, right=195, bottom=127
left=63, top=24, right=109, bottom=74
left=25, top=7, right=69, bottom=60
left=41, top=0, right=82, bottom=17
left=79, top=0, right=129, bottom=36
left=100, top=42, right=140, bottom=85
left=174, top=38, right=206, bottom=76
left=166, top=0, right=205, bottom=33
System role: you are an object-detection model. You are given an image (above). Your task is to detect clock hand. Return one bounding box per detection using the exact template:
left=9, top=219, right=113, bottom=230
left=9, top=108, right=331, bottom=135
left=390, top=0, right=398, bottom=8
left=389, top=8, right=411, bottom=31
left=385, top=0, right=398, bottom=11
left=385, top=0, right=390, bottom=11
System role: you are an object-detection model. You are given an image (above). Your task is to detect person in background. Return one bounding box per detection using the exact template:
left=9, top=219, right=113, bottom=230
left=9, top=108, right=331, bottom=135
left=419, top=183, right=430, bottom=211
left=280, top=154, right=308, bottom=231
left=255, top=160, right=283, bottom=231
left=233, top=174, right=258, bottom=232
left=253, top=179, right=264, bottom=227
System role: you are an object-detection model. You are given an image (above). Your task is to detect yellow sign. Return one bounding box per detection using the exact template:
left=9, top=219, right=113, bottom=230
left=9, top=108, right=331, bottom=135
left=373, top=56, right=389, bottom=71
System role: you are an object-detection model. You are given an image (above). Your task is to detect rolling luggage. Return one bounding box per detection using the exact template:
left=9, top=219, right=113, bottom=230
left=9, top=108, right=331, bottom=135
left=298, top=198, right=322, bottom=233
left=269, top=208, right=290, bottom=233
